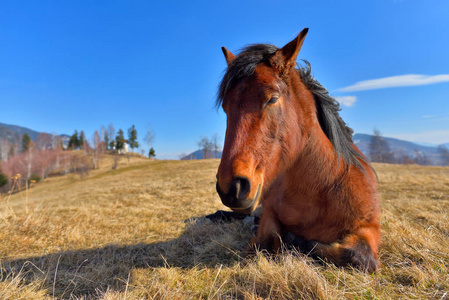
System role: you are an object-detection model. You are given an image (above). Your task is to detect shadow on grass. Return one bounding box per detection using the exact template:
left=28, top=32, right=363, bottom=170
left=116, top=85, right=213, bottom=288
left=1, top=216, right=251, bottom=299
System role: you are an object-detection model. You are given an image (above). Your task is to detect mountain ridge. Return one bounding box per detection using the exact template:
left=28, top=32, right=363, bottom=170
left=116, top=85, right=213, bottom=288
left=182, top=133, right=448, bottom=165
left=1, top=123, right=447, bottom=165
left=0, top=122, right=70, bottom=149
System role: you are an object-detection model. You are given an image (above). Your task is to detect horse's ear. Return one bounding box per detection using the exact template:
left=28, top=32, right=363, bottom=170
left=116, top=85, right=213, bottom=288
left=222, top=47, right=236, bottom=66
left=271, top=28, right=308, bottom=73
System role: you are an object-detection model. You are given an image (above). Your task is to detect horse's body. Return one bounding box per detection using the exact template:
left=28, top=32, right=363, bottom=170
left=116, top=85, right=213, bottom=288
left=215, top=29, right=380, bottom=272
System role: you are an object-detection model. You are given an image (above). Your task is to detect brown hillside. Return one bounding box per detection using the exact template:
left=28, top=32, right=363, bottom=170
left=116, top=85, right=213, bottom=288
left=1, top=159, right=448, bottom=299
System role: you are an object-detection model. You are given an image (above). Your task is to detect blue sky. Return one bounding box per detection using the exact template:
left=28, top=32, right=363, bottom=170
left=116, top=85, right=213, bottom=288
left=1, top=1, right=448, bottom=159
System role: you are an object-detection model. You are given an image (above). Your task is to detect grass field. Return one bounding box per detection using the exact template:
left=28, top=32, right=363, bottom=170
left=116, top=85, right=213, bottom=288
left=1, top=155, right=448, bottom=299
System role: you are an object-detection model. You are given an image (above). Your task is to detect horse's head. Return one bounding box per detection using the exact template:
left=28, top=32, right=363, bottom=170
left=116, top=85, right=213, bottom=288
left=216, top=28, right=313, bottom=214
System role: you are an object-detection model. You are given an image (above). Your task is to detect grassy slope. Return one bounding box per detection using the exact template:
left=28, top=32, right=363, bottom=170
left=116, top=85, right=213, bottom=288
left=0, top=156, right=448, bottom=299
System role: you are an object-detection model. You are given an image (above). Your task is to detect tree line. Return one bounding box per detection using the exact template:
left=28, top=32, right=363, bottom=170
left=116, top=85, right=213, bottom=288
left=190, top=129, right=449, bottom=166
left=0, top=123, right=156, bottom=192
left=178, top=134, right=221, bottom=160
left=368, top=129, right=449, bottom=166
left=187, top=130, right=449, bottom=165
left=197, top=134, right=221, bottom=159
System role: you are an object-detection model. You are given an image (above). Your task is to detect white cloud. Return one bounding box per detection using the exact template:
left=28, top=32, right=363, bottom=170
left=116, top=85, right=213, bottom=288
left=338, top=74, right=449, bottom=92
left=388, top=130, right=449, bottom=145
left=335, top=96, right=357, bottom=107
left=420, top=113, right=449, bottom=120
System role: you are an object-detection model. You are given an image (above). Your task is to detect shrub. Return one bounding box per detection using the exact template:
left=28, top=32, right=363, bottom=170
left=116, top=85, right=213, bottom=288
left=29, top=174, right=41, bottom=183
left=0, top=171, right=7, bottom=188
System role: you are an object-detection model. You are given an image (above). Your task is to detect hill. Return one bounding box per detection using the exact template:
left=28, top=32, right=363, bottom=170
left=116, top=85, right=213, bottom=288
left=181, top=149, right=222, bottom=160
left=182, top=133, right=447, bottom=165
left=0, top=122, right=70, bottom=147
left=1, top=159, right=448, bottom=299
left=0, top=122, right=42, bottom=142
left=353, top=133, right=442, bottom=165
left=0, top=126, right=22, bottom=144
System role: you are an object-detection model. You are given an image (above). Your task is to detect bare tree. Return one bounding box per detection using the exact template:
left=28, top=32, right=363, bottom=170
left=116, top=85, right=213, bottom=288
left=212, top=133, right=221, bottom=158
left=35, top=133, right=52, bottom=150
left=414, top=150, right=432, bottom=166
left=36, top=148, right=51, bottom=179
left=51, top=133, right=63, bottom=150
left=112, top=152, right=120, bottom=169
left=24, top=141, right=35, bottom=180
left=8, top=144, right=16, bottom=159
left=0, top=138, right=10, bottom=161
left=101, top=125, right=108, bottom=151
left=395, top=150, right=415, bottom=165
left=198, top=136, right=214, bottom=159
left=369, top=129, right=394, bottom=163
left=91, top=130, right=103, bottom=169
left=108, top=123, right=116, bottom=151
left=438, top=145, right=449, bottom=166
left=144, top=125, right=155, bottom=154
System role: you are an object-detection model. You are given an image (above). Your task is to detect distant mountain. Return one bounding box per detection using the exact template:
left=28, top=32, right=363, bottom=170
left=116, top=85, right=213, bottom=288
left=0, top=122, right=70, bottom=148
left=181, top=150, right=222, bottom=160
left=182, top=134, right=447, bottom=166
left=0, top=126, right=22, bottom=144
left=353, top=133, right=443, bottom=165
left=0, top=122, right=42, bottom=143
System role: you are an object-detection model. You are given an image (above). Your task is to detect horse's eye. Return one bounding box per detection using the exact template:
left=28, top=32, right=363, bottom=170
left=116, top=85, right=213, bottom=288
left=267, top=97, right=279, bottom=105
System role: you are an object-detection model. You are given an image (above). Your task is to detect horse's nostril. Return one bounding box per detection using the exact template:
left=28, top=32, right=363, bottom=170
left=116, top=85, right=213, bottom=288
left=231, top=177, right=251, bottom=200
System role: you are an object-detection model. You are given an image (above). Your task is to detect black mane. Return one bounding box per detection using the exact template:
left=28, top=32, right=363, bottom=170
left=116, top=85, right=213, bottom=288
left=298, top=61, right=367, bottom=169
left=217, top=44, right=369, bottom=170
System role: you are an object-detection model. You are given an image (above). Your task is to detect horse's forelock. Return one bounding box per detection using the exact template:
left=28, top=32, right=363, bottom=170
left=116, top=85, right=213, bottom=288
left=217, top=44, right=279, bottom=108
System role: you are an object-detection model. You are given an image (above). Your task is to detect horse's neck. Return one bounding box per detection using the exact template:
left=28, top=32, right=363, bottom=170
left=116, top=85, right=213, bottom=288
left=284, top=73, right=346, bottom=188
left=289, top=126, right=345, bottom=190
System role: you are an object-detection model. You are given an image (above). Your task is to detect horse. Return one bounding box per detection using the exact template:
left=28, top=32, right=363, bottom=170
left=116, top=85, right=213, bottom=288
left=214, top=28, right=380, bottom=272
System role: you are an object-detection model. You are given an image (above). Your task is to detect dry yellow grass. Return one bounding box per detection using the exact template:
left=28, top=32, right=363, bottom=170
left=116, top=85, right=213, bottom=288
left=1, top=156, right=448, bottom=299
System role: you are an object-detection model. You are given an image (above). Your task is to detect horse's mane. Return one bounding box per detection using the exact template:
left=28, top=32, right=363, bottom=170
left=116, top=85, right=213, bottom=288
left=297, top=61, right=371, bottom=170
left=217, top=44, right=370, bottom=170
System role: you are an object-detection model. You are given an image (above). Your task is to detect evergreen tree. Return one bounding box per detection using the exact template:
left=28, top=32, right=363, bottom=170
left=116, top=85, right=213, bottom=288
left=109, top=140, right=116, bottom=151
left=0, top=166, right=7, bottom=188
left=115, top=129, right=125, bottom=152
left=149, top=147, right=156, bottom=158
left=104, top=133, right=109, bottom=151
left=68, top=130, right=79, bottom=150
left=22, top=133, right=31, bottom=152
left=127, top=125, right=139, bottom=153
left=79, top=131, right=86, bottom=150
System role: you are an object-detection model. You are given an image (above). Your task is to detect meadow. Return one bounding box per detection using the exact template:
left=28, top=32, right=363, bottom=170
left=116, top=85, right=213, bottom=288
left=1, top=156, right=448, bottom=299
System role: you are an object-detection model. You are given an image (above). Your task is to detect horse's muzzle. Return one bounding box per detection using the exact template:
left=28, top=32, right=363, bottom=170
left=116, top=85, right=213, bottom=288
left=216, top=178, right=261, bottom=214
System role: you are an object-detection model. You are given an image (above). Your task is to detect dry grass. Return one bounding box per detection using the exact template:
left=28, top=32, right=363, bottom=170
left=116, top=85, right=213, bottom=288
left=1, top=156, right=448, bottom=299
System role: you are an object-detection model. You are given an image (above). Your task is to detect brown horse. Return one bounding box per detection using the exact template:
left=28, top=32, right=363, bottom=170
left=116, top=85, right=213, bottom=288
left=215, top=28, right=380, bottom=272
